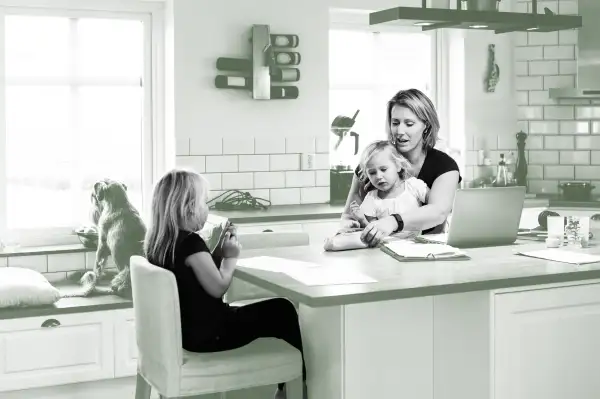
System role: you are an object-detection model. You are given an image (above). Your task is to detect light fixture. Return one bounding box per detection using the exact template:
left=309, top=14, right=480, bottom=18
left=370, top=0, right=582, bottom=34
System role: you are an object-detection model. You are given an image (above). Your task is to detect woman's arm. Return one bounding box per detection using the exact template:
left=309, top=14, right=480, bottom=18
left=341, top=174, right=364, bottom=220
left=399, top=170, right=459, bottom=231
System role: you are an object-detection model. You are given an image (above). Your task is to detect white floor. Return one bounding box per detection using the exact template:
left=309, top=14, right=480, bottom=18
left=1, top=376, right=275, bottom=399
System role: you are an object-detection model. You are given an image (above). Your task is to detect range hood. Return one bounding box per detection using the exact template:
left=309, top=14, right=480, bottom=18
left=369, top=0, right=582, bottom=34
left=548, top=0, right=600, bottom=99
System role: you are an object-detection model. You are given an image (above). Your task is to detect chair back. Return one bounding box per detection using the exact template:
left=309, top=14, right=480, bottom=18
left=130, top=255, right=183, bottom=394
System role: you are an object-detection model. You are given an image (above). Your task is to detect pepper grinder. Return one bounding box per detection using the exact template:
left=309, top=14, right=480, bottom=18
left=515, top=131, right=528, bottom=189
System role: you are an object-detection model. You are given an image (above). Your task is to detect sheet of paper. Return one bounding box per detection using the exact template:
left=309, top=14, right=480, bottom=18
left=283, top=267, right=377, bottom=286
left=516, top=249, right=600, bottom=265
left=237, top=256, right=321, bottom=273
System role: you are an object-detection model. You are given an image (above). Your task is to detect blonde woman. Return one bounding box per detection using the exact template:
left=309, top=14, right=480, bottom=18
left=341, top=88, right=462, bottom=246
left=144, top=168, right=307, bottom=399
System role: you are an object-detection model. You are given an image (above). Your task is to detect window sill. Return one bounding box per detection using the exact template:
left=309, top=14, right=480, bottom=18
left=0, top=243, right=93, bottom=258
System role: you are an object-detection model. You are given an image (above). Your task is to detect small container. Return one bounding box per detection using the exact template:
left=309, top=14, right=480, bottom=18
left=545, top=237, right=562, bottom=248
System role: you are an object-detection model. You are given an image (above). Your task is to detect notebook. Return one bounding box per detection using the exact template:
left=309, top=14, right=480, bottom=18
left=198, top=214, right=231, bottom=253
left=516, top=249, right=600, bottom=265
left=381, top=240, right=470, bottom=262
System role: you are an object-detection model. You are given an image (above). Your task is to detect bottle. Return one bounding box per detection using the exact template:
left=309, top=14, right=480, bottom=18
left=214, top=75, right=250, bottom=89
left=270, top=86, right=299, bottom=100
left=271, top=34, right=299, bottom=48
left=493, top=153, right=509, bottom=187
left=515, top=131, right=528, bottom=188
left=216, top=57, right=251, bottom=72
left=270, top=67, right=300, bottom=82
left=273, top=51, right=301, bottom=66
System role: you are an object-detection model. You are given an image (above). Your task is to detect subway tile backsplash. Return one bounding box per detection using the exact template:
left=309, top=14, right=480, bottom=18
left=176, top=136, right=330, bottom=205
left=471, top=0, right=600, bottom=195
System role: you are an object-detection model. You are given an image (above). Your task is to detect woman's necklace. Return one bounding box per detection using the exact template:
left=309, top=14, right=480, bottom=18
left=408, top=150, right=427, bottom=177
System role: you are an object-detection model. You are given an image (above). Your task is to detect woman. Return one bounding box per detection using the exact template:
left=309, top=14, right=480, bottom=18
left=341, top=88, right=462, bottom=246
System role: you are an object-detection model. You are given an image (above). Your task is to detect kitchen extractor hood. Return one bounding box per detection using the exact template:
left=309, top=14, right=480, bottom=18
left=548, top=0, right=600, bottom=99
left=369, top=0, right=582, bottom=34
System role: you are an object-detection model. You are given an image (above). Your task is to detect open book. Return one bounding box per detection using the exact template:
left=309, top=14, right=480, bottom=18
left=381, top=240, right=470, bottom=262
left=198, top=214, right=231, bottom=253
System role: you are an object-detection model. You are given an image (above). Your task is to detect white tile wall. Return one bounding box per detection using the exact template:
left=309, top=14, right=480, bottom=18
left=175, top=136, right=330, bottom=205
left=1, top=250, right=117, bottom=284
left=513, top=0, right=600, bottom=194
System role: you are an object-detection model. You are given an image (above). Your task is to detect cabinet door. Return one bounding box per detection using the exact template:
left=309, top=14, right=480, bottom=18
left=493, top=283, right=600, bottom=399
left=235, top=222, right=303, bottom=235
left=113, top=308, right=138, bottom=377
left=302, top=219, right=341, bottom=247
left=0, top=311, right=114, bottom=392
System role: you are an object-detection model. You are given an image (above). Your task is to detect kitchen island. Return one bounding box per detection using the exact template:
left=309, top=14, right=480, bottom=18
left=235, top=241, right=600, bottom=399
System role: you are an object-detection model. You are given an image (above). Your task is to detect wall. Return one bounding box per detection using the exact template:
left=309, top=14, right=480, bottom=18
left=512, top=0, right=600, bottom=195
left=168, top=0, right=518, bottom=202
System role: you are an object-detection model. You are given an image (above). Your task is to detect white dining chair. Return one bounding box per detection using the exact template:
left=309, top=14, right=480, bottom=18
left=130, top=255, right=304, bottom=399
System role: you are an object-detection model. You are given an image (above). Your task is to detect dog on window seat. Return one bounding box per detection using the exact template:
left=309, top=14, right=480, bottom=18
left=61, top=178, right=146, bottom=299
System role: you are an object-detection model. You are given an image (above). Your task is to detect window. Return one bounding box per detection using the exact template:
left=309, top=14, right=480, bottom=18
left=329, top=23, right=441, bottom=168
left=0, top=3, right=163, bottom=247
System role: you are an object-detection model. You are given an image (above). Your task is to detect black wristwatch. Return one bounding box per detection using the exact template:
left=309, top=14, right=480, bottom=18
left=392, top=214, right=404, bottom=232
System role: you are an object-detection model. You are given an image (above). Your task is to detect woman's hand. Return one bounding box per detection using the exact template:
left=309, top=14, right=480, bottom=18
left=222, top=232, right=242, bottom=258
left=360, top=216, right=398, bottom=247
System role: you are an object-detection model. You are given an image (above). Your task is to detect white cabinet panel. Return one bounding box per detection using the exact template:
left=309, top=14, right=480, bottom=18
left=494, top=283, right=600, bottom=399
left=113, top=308, right=137, bottom=378
left=0, top=311, right=114, bottom=392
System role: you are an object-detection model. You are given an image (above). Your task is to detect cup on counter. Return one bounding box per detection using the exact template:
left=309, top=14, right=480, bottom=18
left=547, top=216, right=565, bottom=246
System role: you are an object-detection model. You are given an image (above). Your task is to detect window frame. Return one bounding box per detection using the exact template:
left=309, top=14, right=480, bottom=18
left=0, top=0, right=165, bottom=247
left=329, top=9, right=451, bottom=148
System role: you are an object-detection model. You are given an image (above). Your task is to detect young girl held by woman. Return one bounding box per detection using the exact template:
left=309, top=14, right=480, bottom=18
left=144, top=168, right=307, bottom=399
left=325, top=140, right=429, bottom=251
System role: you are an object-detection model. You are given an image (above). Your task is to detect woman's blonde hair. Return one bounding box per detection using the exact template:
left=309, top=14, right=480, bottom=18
left=360, top=140, right=413, bottom=181
left=144, top=168, right=210, bottom=267
left=385, top=88, right=440, bottom=150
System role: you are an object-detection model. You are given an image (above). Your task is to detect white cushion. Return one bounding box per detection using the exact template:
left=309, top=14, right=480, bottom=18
left=179, top=338, right=302, bottom=396
left=0, top=267, right=61, bottom=308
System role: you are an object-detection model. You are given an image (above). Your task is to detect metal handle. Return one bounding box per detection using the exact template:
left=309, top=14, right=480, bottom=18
left=41, top=318, right=60, bottom=328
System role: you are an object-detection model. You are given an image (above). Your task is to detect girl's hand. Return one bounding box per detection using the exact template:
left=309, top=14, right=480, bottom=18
left=350, top=201, right=368, bottom=227
left=339, top=218, right=360, bottom=231
left=360, top=216, right=398, bottom=247
left=222, top=233, right=242, bottom=258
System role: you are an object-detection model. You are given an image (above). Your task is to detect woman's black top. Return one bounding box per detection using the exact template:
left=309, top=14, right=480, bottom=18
left=354, top=147, right=462, bottom=234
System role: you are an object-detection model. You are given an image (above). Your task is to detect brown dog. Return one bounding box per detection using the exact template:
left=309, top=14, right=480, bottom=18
left=89, top=178, right=146, bottom=297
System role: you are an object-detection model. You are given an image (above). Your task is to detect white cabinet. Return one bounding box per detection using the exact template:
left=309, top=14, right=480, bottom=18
left=113, top=308, right=138, bottom=378
left=0, top=311, right=114, bottom=392
left=493, top=283, right=600, bottom=399
left=235, top=221, right=303, bottom=235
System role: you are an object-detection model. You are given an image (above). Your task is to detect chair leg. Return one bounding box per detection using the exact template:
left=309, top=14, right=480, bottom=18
left=286, top=377, right=304, bottom=399
left=135, top=372, right=152, bottom=399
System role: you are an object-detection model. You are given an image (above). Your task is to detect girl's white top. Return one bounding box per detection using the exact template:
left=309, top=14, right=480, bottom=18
left=360, top=177, right=429, bottom=219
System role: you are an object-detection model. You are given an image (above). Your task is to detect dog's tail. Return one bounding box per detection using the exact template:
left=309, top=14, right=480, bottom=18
left=59, top=271, right=100, bottom=298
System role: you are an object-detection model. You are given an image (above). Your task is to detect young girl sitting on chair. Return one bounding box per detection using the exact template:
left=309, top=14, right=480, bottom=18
left=324, top=140, right=429, bottom=251
left=144, top=168, right=307, bottom=399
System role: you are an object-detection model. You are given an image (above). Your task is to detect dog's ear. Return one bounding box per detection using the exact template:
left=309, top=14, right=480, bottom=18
left=94, top=181, right=106, bottom=201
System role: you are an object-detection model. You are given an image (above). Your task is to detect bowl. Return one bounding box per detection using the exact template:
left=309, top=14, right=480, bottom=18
left=75, top=227, right=98, bottom=249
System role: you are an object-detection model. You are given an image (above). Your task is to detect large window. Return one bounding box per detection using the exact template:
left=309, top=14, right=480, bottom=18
left=329, top=23, right=441, bottom=168
left=0, top=3, right=162, bottom=247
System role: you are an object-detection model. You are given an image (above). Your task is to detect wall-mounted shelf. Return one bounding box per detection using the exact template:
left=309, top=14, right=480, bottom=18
left=214, top=24, right=301, bottom=100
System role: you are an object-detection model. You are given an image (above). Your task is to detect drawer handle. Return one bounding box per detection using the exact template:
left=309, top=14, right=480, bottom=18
left=41, top=319, right=61, bottom=328
left=262, top=229, right=273, bottom=232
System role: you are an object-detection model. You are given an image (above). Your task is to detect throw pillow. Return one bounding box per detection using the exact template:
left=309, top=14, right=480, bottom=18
left=0, top=267, right=61, bottom=308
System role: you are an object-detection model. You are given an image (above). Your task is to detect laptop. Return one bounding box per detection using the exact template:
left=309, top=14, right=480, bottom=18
left=415, top=186, right=526, bottom=248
